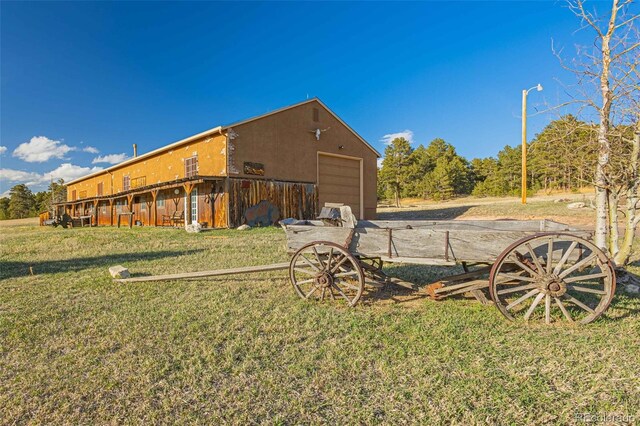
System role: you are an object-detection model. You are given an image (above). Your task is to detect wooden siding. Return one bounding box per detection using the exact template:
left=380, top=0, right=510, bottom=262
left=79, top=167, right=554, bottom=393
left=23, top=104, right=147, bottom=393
left=228, top=178, right=318, bottom=228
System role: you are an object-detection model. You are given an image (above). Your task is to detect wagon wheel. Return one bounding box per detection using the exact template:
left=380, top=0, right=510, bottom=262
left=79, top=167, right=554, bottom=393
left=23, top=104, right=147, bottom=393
left=489, top=233, right=615, bottom=325
left=289, top=241, right=365, bottom=307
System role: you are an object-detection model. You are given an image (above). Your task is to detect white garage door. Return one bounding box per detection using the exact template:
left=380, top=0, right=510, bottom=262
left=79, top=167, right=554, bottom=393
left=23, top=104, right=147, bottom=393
left=318, top=153, right=362, bottom=219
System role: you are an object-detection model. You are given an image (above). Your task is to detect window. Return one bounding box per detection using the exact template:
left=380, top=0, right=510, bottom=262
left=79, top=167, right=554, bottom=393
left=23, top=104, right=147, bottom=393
left=157, top=193, right=165, bottom=208
left=97, top=182, right=104, bottom=196
left=79, top=190, right=87, bottom=199
left=123, top=176, right=130, bottom=191
left=71, top=190, right=77, bottom=201
left=313, top=107, right=319, bottom=122
left=131, top=176, right=146, bottom=189
left=185, top=156, right=198, bottom=178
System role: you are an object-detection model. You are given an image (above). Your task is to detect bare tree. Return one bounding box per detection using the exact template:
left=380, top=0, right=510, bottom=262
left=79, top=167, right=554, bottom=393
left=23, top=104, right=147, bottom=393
left=558, top=0, right=638, bottom=265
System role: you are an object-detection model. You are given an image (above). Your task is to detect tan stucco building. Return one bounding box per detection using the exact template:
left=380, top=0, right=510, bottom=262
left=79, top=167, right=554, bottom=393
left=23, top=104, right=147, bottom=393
left=58, top=99, right=379, bottom=228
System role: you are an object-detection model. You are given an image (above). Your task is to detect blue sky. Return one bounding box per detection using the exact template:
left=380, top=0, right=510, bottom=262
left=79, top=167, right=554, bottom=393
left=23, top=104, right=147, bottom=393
left=0, top=1, right=619, bottom=195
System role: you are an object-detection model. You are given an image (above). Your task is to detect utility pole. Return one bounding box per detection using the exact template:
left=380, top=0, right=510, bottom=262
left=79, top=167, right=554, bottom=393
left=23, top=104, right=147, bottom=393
left=521, top=83, right=543, bottom=204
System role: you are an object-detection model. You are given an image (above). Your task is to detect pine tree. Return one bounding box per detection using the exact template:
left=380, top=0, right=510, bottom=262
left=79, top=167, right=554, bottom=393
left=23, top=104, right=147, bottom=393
left=8, top=184, right=35, bottom=219
left=378, top=137, right=413, bottom=207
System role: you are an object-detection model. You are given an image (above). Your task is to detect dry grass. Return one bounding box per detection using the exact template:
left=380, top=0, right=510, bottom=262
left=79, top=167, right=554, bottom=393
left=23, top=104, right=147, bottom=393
left=1, top=199, right=639, bottom=424
left=0, top=217, right=39, bottom=227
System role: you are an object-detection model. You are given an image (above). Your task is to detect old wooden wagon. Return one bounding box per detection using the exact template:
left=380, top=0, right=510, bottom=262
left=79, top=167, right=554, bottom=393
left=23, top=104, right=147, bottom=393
left=282, top=208, right=616, bottom=325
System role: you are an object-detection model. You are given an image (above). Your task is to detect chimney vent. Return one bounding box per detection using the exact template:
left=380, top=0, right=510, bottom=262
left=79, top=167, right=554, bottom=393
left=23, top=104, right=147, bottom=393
left=133, top=144, right=138, bottom=158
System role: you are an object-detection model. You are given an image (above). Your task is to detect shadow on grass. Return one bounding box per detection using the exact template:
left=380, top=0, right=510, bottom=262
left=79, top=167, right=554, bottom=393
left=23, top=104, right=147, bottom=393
left=376, top=205, right=475, bottom=220
left=361, top=263, right=483, bottom=307
left=0, top=249, right=206, bottom=281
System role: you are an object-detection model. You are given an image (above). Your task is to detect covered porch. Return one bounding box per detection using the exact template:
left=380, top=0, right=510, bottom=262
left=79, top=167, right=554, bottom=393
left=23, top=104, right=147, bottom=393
left=54, top=177, right=227, bottom=228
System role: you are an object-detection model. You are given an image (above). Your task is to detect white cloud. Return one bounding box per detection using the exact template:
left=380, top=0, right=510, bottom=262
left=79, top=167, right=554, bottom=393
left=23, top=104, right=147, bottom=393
left=48, top=163, right=103, bottom=182
left=377, top=158, right=383, bottom=169
left=92, top=153, right=128, bottom=164
left=380, top=129, right=414, bottom=145
left=13, top=136, right=76, bottom=163
left=82, top=146, right=100, bottom=154
left=0, top=163, right=103, bottom=193
left=0, top=146, right=7, bottom=155
left=0, top=168, right=44, bottom=186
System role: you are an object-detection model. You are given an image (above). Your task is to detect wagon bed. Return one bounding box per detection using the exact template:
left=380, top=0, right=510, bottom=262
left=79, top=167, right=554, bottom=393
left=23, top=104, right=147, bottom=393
left=284, top=219, right=590, bottom=265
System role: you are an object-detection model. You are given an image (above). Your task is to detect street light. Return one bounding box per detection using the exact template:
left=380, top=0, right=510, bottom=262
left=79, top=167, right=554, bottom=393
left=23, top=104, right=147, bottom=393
left=521, top=83, right=543, bottom=204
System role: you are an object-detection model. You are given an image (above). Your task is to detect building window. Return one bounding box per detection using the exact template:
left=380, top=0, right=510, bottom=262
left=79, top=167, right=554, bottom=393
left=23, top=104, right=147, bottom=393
left=313, top=107, right=319, bottom=122
left=185, top=156, right=198, bottom=178
left=79, top=190, right=87, bottom=199
left=157, top=193, right=165, bottom=208
left=71, top=190, right=77, bottom=201
left=97, top=182, right=104, bottom=196
left=123, top=176, right=130, bottom=191
left=131, top=176, right=146, bottom=189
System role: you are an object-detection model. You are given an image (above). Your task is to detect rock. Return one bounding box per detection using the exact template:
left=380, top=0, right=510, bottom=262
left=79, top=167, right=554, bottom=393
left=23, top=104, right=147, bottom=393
left=185, top=222, right=202, bottom=233
left=624, top=284, right=640, bottom=294
left=237, top=224, right=251, bottom=231
left=244, top=200, right=280, bottom=227
left=554, top=198, right=570, bottom=203
left=617, top=273, right=630, bottom=284
left=109, top=265, right=130, bottom=279
left=567, top=202, right=586, bottom=210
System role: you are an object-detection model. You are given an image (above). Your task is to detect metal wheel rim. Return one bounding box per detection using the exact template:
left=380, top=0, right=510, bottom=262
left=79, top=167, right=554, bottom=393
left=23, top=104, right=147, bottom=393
left=489, top=233, right=616, bottom=325
left=289, top=241, right=365, bottom=307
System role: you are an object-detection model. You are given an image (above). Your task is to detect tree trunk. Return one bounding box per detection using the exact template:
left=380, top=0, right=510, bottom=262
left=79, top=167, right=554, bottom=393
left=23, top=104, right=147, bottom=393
left=614, top=125, right=640, bottom=266
left=607, top=191, right=619, bottom=258
left=593, top=3, right=616, bottom=250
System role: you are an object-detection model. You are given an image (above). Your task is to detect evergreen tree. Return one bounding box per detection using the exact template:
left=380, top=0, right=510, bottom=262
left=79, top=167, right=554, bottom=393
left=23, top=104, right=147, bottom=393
left=8, top=184, right=35, bottom=219
left=0, top=198, right=9, bottom=220
left=419, top=139, right=473, bottom=199
left=378, top=137, right=413, bottom=207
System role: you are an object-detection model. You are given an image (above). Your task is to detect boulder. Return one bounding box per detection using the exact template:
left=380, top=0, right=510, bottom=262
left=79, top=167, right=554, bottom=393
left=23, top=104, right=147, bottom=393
left=567, top=202, right=586, bottom=210
left=624, top=284, right=640, bottom=294
left=244, top=200, right=280, bottom=227
left=185, top=222, right=202, bottom=233
left=237, top=224, right=251, bottom=231
left=109, top=265, right=130, bottom=279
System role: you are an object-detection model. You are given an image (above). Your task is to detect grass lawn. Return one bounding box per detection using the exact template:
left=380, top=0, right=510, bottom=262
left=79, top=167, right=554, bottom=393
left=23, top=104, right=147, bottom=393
left=1, top=201, right=639, bottom=424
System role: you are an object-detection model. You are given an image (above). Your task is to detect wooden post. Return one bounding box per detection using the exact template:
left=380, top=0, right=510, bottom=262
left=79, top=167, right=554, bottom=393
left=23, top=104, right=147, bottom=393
left=521, top=89, right=527, bottom=205
left=109, top=199, right=115, bottom=226
left=93, top=200, right=99, bottom=226
left=151, top=190, right=158, bottom=227
left=127, top=194, right=134, bottom=213
left=145, top=197, right=153, bottom=226
left=183, top=183, right=194, bottom=225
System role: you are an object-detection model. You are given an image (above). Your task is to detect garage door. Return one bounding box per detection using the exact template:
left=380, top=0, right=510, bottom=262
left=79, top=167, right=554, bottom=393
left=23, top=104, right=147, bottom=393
left=318, top=153, right=361, bottom=218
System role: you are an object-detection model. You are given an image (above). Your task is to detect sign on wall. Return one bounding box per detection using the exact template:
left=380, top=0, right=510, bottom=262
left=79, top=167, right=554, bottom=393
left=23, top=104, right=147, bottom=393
left=243, top=162, right=265, bottom=176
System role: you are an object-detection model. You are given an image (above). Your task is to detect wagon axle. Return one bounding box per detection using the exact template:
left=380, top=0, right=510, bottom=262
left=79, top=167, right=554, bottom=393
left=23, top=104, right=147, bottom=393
left=315, top=272, right=334, bottom=289
left=540, top=275, right=567, bottom=297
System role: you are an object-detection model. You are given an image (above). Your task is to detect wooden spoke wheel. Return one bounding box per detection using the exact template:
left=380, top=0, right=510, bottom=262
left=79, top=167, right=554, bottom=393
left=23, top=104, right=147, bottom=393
left=489, top=233, right=616, bottom=325
left=289, top=241, right=365, bottom=307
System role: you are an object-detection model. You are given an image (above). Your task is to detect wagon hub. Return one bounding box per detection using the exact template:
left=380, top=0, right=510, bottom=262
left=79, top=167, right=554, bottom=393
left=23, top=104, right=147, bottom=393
left=315, top=272, right=334, bottom=289
left=540, top=274, right=566, bottom=297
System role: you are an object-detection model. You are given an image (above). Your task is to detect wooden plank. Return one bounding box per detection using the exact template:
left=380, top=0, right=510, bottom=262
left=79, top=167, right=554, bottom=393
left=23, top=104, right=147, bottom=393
left=356, top=219, right=588, bottom=233
left=114, top=262, right=291, bottom=283
left=433, top=279, right=489, bottom=294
